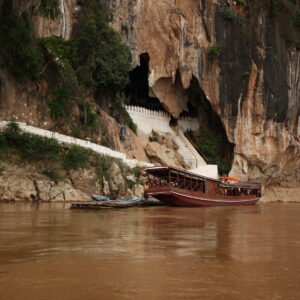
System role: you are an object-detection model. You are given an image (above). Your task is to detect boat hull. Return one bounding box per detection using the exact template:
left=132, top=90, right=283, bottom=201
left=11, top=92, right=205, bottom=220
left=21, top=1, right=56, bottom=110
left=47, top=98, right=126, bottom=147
left=146, top=186, right=259, bottom=207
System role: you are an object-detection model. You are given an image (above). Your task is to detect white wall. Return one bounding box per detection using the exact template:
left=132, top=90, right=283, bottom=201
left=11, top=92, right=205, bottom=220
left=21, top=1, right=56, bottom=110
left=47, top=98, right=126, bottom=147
left=178, top=117, right=199, bottom=132
left=0, top=121, right=153, bottom=168
left=126, top=106, right=206, bottom=169
left=126, top=106, right=172, bottom=134
left=190, top=165, right=219, bottom=179
left=126, top=106, right=199, bottom=134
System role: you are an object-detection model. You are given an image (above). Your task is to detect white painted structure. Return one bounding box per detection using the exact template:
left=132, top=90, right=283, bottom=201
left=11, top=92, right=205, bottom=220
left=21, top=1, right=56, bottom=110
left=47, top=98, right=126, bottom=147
left=0, top=108, right=219, bottom=178
left=190, top=165, right=219, bottom=180
left=0, top=121, right=153, bottom=169
left=126, top=105, right=207, bottom=169
left=125, top=106, right=199, bottom=134
left=125, top=106, right=173, bottom=134
left=176, top=128, right=207, bottom=168
left=178, top=118, right=200, bottom=132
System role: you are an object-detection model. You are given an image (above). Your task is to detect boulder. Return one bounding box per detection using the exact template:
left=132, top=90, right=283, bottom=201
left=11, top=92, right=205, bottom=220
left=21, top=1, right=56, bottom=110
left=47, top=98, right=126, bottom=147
left=69, top=168, right=102, bottom=195
left=102, top=177, right=111, bottom=195
left=107, top=162, right=126, bottom=196
left=64, top=187, right=90, bottom=202
left=0, top=174, right=37, bottom=201
left=35, top=179, right=90, bottom=202
left=132, top=184, right=145, bottom=198
left=126, top=174, right=136, bottom=183
left=145, top=142, right=185, bottom=167
left=151, top=130, right=178, bottom=150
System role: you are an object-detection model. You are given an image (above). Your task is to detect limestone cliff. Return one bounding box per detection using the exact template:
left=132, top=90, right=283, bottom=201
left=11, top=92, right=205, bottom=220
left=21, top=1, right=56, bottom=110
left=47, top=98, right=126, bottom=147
left=110, top=0, right=300, bottom=190
left=0, top=0, right=299, bottom=201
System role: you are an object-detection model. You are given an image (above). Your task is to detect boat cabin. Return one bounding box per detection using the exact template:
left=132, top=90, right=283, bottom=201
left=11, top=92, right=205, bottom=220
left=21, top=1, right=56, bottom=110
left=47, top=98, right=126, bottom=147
left=146, top=166, right=206, bottom=193
left=145, top=166, right=261, bottom=198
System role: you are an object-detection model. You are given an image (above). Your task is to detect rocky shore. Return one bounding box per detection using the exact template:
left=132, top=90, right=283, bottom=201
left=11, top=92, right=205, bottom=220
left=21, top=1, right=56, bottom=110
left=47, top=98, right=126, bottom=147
left=1, top=160, right=299, bottom=203
left=0, top=161, right=145, bottom=202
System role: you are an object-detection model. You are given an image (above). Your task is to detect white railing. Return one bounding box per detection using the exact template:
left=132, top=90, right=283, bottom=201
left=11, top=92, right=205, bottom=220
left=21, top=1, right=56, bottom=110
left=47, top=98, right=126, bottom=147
left=126, top=105, right=205, bottom=169
left=0, top=121, right=153, bottom=168
left=126, top=105, right=199, bottom=134
left=177, top=128, right=206, bottom=168
left=126, top=105, right=199, bottom=129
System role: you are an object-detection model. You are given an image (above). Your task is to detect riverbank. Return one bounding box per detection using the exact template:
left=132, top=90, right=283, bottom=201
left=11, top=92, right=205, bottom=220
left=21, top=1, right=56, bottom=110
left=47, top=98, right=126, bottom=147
left=262, top=185, right=300, bottom=203
left=0, top=202, right=300, bottom=300
left=1, top=163, right=299, bottom=203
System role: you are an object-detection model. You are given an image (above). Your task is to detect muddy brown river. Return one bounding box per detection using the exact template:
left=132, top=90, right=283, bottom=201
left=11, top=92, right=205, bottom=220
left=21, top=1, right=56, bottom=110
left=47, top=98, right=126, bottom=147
left=0, top=203, right=299, bottom=300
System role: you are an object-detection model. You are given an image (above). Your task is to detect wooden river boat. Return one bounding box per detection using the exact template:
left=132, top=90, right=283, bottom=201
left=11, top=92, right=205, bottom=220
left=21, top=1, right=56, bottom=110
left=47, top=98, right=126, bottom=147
left=144, top=166, right=261, bottom=207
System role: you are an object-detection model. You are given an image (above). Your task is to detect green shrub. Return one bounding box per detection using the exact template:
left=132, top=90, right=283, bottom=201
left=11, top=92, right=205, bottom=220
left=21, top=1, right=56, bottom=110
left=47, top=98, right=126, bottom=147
left=39, top=36, right=76, bottom=79
left=131, top=167, right=141, bottom=179
left=217, top=159, right=231, bottom=175
left=236, top=0, right=246, bottom=5
left=6, top=122, right=21, bottom=135
left=47, top=86, right=73, bottom=119
left=0, top=9, right=43, bottom=81
left=0, top=2, right=134, bottom=137
left=63, top=146, right=89, bottom=170
left=0, top=122, right=62, bottom=161
left=270, top=0, right=279, bottom=16
left=39, top=0, right=61, bottom=19
left=48, top=99, right=68, bottom=120
left=86, top=110, right=98, bottom=128
left=220, top=8, right=236, bottom=21
left=95, top=155, right=113, bottom=182
left=126, top=178, right=135, bottom=189
left=82, top=103, right=99, bottom=128
left=197, top=128, right=231, bottom=175
left=111, top=93, right=137, bottom=134
left=73, top=2, right=131, bottom=93
left=42, top=169, right=64, bottom=183
left=209, top=45, right=222, bottom=59
left=251, top=0, right=300, bottom=48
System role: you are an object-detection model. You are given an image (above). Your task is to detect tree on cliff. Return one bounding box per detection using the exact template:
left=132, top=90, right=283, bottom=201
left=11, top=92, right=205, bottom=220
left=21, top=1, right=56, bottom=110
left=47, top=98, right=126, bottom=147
left=73, top=1, right=131, bottom=96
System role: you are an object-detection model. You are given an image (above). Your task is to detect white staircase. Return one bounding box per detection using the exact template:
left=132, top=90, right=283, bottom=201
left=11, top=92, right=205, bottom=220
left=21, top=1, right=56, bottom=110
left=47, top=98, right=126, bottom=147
left=170, top=126, right=206, bottom=169
left=125, top=106, right=207, bottom=169
left=0, top=121, right=153, bottom=169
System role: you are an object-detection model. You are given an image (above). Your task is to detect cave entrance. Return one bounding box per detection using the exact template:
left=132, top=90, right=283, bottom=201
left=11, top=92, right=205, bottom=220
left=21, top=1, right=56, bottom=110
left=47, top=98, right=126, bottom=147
left=169, top=116, right=178, bottom=127
left=185, top=76, right=234, bottom=175
left=179, top=101, right=199, bottom=118
left=125, top=53, right=166, bottom=111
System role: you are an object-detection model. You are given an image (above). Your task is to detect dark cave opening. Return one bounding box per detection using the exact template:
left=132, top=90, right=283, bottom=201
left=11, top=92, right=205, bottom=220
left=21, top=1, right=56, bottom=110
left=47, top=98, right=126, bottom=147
left=186, top=76, right=234, bottom=174
left=125, top=53, right=166, bottom=111
left=125, top=53, right=234, bottom=174
left=179, top=101, right=199, bottom=118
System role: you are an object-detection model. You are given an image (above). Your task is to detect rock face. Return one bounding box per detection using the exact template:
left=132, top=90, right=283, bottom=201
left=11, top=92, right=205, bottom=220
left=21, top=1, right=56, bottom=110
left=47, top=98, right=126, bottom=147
left=0, top=160, right=146, bottom=202
left=0, top=174, right=37, bottom=201
left=262, top=186, right=300, bottom=203
left=132, top=184, right=144, bottom=198
left=0, top=0, right=299, bottom=201
left=0, top=172, right=90, bottom=202
left=11, top=0, right=76, bottom=39
left=107, top=162, right=126, bottom=196
left=110, top=0, right=300, bottom=188
left=145, top=142, right=184, bottom=167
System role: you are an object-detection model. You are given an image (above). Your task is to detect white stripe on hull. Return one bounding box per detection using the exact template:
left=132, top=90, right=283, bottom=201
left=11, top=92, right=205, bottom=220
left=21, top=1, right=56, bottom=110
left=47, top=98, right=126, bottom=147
left=148, top=191, right=259, bottom=204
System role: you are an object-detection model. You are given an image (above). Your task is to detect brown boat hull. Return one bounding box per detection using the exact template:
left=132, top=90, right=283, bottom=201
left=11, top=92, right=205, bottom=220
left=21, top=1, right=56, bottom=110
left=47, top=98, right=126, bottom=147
left=146, top=186, right=259, bottom=207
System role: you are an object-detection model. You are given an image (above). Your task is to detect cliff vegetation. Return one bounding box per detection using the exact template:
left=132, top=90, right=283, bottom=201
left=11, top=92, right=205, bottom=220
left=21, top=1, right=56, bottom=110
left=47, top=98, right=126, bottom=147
left=0, top=0, right=135, bottom=136
left=0, top=122, right=143, bottom=200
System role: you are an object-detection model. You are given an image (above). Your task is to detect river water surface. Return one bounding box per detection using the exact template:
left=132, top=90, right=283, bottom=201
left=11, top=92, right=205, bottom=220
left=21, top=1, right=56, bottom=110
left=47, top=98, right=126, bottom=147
left=0, top=203, right=299, bottom=300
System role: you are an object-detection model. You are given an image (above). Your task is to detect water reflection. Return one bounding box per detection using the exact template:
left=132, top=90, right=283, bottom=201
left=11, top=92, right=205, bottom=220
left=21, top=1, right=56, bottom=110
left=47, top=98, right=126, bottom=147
left=0, top=203, right=300, bottom=300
